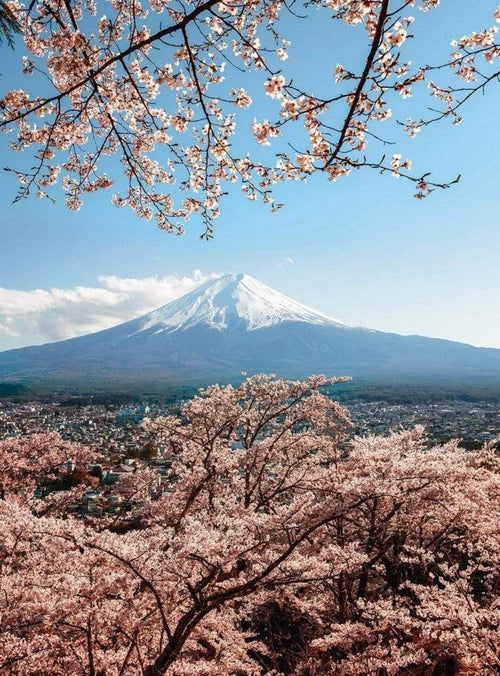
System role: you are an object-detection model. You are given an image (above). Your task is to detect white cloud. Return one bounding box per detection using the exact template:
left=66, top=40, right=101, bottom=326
left=0, top=271, right=219, bottom=351
left=0, top=317, right=19, bottom=338
left=276, top=257, right=294, bottom=268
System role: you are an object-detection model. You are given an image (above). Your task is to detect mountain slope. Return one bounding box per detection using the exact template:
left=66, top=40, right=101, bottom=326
left=1, top=273, right=500, bottom=389
left=130, top=273, right=348, bottom=334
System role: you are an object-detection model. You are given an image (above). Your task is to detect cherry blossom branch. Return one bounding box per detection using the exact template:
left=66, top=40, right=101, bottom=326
left=323, top=0, right=390, bottom=169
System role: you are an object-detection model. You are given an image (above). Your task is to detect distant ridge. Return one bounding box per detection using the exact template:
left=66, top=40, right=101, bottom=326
left=1, top=273, right=500, bottom=390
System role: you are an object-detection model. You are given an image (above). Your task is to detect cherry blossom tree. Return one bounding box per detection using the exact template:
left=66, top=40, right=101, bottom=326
left=0, top=0, right=499, bottom=236
left=0, top=0, right=20, bottom=46
left=0, top=374, right=499, bottom=674
left=0, top=430, right=93, bottom=502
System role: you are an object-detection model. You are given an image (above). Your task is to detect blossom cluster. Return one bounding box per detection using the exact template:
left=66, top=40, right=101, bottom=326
left=0, top=0, right=498, bottom=235
left=1, top=375, right=499, bottom=674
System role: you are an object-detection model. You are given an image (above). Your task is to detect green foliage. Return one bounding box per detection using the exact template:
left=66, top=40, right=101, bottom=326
left=0, top=383, right=29, bottom=397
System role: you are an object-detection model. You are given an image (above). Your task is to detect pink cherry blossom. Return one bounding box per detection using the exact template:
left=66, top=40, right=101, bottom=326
left=0, top=1, right=497, bottom=236
left=1, top=375, right=499, bottom=674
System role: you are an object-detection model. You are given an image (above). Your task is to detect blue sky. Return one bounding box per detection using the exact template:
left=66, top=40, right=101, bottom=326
left=0, top=0, right=499, bottom=351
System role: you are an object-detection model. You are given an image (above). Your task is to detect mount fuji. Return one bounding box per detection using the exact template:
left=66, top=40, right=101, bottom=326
left=1, top=273, right=500, bottom=390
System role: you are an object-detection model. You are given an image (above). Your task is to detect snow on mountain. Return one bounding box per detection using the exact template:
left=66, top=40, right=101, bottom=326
left=135, top=273, right=349, bottom=334
left=1, top=272, right=500, bottom=389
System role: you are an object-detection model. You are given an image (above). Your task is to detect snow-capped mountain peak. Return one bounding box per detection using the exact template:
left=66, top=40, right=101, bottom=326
left=136, top=273, right=349, bottom=334
left=2, top=272, right=500, bottom=389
